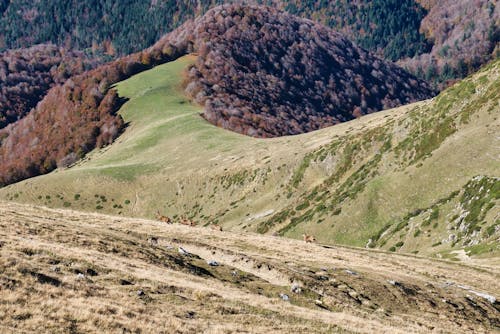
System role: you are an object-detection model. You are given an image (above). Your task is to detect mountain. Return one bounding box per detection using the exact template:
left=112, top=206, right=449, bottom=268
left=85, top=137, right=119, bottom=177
left=0, top=0, right=497, bottom=86
left=0, top=44, right=102, bottom=129
left=403, top=0, right=499, bottom=86
left=1, top=53, right=498, bottom=260
left=184, top=5, right=435, bottom=137
left=0, top=0, right=432, bottom=59
left=0, top=4, right=434, bottom=186
left=0, top=201, right=498, bottom=333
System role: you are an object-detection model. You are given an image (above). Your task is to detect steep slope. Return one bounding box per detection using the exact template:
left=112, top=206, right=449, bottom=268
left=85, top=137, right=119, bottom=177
left=0, top=201, right=498, bottom=333
left=0, top=4, right=434, bottom=186
left=0, top=0, right=431, bottom=60
left=2, top=56, right=498, bottom=260
left=403, top=0, right=499, bottom=86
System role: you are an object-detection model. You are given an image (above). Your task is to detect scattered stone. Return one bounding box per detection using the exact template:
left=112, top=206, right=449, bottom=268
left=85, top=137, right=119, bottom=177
left=345, top=269, right=358, bottom=276
left=51, top=266, right=60, bottom=272
left=348, top=290, right=358, bottom=298
left=279, top=293, right=289, bottom=301
left=207, top=260, right=219, bottom=266
left=120, top=279, right=134, bottom=286
left=231, top=270, right=238, bottom=277
left=388, top=280, right=398, bottom=286
left=178, top=247, right=190, bottom=256
left=148, top=237, right=158, bottom=246
left=137, top=290, right=145, bottom=296
left=86, top=268, right=98, bottom=276
left=185, top=311, right=196, bottom=319
left=456, top=284, right=497, bottom=304
left=442, top=281, right=455, bottom=288
left=291, top=283, right=302, bottom=294
left=471, top=292, right=496, bottom=304
left=76, top=273, right=85, bottom=280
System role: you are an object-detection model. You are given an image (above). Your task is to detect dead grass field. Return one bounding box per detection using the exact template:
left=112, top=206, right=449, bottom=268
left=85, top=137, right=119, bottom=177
left=0, top=201, right=498, bottom=333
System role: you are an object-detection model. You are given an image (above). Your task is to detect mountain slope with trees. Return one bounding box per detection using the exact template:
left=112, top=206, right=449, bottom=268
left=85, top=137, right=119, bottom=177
left=0, top=44, right=102, bottom=129
left=0, top=0, right=430, bottom=60
left=0, top=0, right=496, bottom=86
left=0, top=4, right=434, bottom=185
left=184, top=5, right=435, bottom=137
left=1, top=54, right=498, bottom=260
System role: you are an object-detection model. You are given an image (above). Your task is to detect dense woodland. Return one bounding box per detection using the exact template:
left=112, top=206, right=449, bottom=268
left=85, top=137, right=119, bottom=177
left=0, top=1, right=497, bottom=185
left=185, top=5, right=435, bottom=137
left=0, top=0, right=428, bottom=60
left=0, top=4, right=435, bottom=186
left=402, top=0, right=499, bottom=87
left=1, top=0, right=496, bottom=86
left=0, top=16, right=192, bottom=186
left=0, top=44, right=102, bottom=128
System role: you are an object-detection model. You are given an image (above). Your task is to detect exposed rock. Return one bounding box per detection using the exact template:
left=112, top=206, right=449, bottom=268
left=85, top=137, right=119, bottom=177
left=291, top=283, right=302, bottom=294
left=207, top=260, right=219, bottom=266
left=279, top=293, right=290, bottom=301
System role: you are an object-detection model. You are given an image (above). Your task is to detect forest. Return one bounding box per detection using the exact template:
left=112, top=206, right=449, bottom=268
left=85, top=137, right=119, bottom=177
left=184, top=5, right=435, bottom=137
left=0, top=4, right=436, bottom=186
left=0, top=1, right=497, bottom=186
left=0, top=44, right=102, bottom=128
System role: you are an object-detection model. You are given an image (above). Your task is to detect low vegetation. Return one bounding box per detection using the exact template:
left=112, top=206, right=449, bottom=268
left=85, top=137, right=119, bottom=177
left=0, top=201, right=498, bottom=333
left=1, top=49, right=498, bottom=261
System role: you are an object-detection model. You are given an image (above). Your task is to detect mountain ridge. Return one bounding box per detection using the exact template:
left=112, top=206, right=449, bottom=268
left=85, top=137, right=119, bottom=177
left=0, top=4, right=434, bottom=186
left=2, top=55, right=498, bottom=259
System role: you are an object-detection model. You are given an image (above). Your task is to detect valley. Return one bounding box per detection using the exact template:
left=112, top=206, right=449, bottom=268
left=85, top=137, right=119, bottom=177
left=0, top=4, right=498, bottom=332
left=1, top=55, right=498, bottom=260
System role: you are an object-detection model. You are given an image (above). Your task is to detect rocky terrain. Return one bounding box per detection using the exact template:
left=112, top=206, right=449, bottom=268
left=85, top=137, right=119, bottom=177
left=0, top=201, right=498, bottom=333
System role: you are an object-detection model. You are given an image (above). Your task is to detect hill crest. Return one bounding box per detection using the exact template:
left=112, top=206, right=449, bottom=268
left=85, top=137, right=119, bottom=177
left=0, top=4, right=435, bottom=186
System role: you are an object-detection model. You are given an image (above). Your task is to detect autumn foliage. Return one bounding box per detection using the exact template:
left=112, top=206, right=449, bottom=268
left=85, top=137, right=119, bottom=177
left=0, top=44, right=102, bottom=129
left=0, top=26, right=188, bottom=186
left=183, top=5, right=436, bottom=137
left=0, top=4, right=436, bottom=186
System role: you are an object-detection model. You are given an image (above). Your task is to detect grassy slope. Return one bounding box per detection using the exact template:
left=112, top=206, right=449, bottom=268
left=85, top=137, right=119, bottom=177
left=1, top=56, right=498, bottom=260
left=0, top=201, right=498, bottom=333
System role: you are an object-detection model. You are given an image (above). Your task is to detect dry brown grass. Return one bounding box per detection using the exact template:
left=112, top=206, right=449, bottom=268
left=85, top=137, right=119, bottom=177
left=0, top=201, right=498, bottom=333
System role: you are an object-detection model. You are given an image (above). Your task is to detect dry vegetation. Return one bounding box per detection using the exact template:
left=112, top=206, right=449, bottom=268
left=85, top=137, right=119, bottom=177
left=1, top=54, right=497, bottom=260
left=0, top=201, right=498, bottom=333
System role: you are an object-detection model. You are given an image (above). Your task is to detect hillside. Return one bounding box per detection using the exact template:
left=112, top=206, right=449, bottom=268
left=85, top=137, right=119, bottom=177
left=0, top=4, right=434, bottom=186
left=0, top=0, right=431, bottom=60
left=0, top=201, right=498, bottom=333
left=0, top=0, right=497, bottom=86
left=2, top=55, right=498, bottom=260
left=184, top=5, right=435, bottom=137
left=0, top=44, right=102, bottom=129
left=403, top=0, right=499, bottom=86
